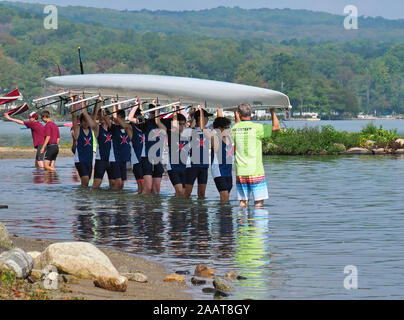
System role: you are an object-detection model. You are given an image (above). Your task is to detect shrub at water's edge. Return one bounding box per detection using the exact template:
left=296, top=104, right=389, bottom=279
left=263, top=124, right=404, bottom=155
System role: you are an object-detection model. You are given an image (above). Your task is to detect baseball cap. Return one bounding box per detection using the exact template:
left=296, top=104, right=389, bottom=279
left=28, top=111, right=38, bottom=120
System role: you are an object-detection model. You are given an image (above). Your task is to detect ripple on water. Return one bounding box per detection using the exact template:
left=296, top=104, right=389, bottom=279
left=1, top=156, right=404, bottom=299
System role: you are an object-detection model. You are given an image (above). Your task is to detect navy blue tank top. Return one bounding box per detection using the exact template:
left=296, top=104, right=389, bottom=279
left=74, top=127, right=93, bottom=163
left=96, top=124, right=112, bottom=161
left=110, top=124, right=131, bottom=162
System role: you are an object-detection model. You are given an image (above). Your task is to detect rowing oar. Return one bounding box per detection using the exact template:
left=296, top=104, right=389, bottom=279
left=69, top=97, right=113, bottom=114
left=145, top=105, right=193, bottom=122
left=35, top=96, right=71, bottom=109
left=108, top=101, right=149, bottom=115
left=141, top=101, right=181, bottom=114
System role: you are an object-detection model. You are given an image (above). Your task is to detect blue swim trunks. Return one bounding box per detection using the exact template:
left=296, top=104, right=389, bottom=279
left=236, top=175, right=269, bottom=202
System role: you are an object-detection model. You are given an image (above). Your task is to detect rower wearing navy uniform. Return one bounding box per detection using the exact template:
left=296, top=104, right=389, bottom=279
left=71, top=96, right=99, bottom=187
left=128, top=100, right=147, bottom=194
left=109, top=100, right=133, bottom=190
left=92, top=98, right=113, bottom=189
left=211, top=114, right=233, bottom=202
left=155, top=105, right=190, bottom=197
left=184, top=106, right=213, bottom=200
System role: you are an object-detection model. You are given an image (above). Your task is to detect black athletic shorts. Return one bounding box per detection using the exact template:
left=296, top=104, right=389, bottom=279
left=94, top=160, right=113, bottom=180
left=110, top=161, right=127, bottom=181
left=132, top=163, right=144, bottom=182
left=44, top=144, right=59, bottom=161
left=214, top=176, right=233, bottom=192
left=185, top=167, right=208, bottom=186
left=35, top=145, right=44, bottom=161
left=75, top=162, right=93, bottom=178
left=168, top=170, right=186, bottom=188
left=141, top=157, right=164, bottom=178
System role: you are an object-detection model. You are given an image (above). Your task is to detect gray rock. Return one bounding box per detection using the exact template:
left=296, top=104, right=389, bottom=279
left=213, top=276, right=235, bottom=293
left=124, top=272, right=148, bottom=283
left=396, top=139, right=404, bottom=147
left=191, top=277, right=206, bottom=285
left=342, top=147, right=373, bottom=155
left=0, top=222, right=13, bottom=249
left=35, top=242, right=120, bottom=279
left=41, top=265, right=58, bottom=280
left=395, top=149, right=404, bottom=155
left=43, top=271, right=59, bottom=290
left=0, top=248, right=33, bottom=279
left=202, top=287, right=216, bottom=294
left=373, top=148, right=386, bottom=155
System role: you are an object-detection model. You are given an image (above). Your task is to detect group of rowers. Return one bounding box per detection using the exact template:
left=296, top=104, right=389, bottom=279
left=5, top=95, right=280, bottom=207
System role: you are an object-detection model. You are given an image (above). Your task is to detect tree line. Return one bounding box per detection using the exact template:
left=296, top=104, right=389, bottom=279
left=0, top=5, right=403, bottom=118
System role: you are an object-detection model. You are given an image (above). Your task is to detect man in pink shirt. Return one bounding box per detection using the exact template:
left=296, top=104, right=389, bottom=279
left=5, top=111, right=45, bottom=168
left=40, top=110, right=60, bottom=171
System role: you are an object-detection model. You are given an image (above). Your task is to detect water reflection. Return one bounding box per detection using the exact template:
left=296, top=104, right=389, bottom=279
left=33, top=169, right=61, bottom=185
left=2, top=156, right=404, bottom=299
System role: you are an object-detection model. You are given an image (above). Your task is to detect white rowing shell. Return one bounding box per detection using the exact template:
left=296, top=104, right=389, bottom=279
left=45, top=74, right=291, bottom=109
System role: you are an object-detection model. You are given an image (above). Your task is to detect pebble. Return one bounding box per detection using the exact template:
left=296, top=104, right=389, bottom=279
left=194, top=264, right=216, bottom=278
left=164, top=274, right=186, bottom=283
left=175, top=270, right=190, bottom=275
left=202, top=287, right=216, bottom=294
left=213, top=276, right=235, bottom=293
left=191, top=277, right=206, bottom=285
left=124, top=272, right=148, bottom=283
left=43, top=271, right=59, bottom=290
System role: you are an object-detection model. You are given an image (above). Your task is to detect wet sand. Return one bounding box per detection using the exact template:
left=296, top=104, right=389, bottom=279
left=7, top=236, right=192, bottom=300
left=0, top=147, right=73, bottom=160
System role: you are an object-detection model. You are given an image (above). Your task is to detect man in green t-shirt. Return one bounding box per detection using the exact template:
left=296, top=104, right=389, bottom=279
left=231, top=103, right=280, bottom=207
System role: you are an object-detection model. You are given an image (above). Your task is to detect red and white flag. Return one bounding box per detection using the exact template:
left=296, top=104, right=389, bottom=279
left=0, top=89, right=23, bottom=105
left=5, top=103, right=29, bottom=116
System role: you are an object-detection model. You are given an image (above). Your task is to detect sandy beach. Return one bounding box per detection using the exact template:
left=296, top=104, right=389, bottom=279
left=0, top=147, right=73, bottom=160
left=1, top=236, right=192, bottom=300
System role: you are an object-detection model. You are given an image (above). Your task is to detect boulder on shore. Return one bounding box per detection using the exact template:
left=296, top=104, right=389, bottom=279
left=373, top=148, right=386, bottom=155
left=0, top=248, right=33, bottom=279
left=94, top=275, right=128, bottom=292
left=0, top=222, right=14, bottom=249
left=213, top=276, right=235, bottom=293
left=35, top=242, right=120, bottom=279
left=341, top=147, right=373, bottom=155
left=396, top=139, right=404, bottom=147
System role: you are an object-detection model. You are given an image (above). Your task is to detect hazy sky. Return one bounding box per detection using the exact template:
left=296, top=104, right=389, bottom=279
left=9, top=0, right=404, bottom=19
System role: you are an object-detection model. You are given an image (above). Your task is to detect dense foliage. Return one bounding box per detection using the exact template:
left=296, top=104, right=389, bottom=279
left=264, top=124, right=402, bottom=155
left=0, top=4, right=403, bottom=118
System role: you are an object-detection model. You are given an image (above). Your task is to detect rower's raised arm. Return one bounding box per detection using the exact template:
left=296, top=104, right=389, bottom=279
left=270, top=108, right=280, bottom=132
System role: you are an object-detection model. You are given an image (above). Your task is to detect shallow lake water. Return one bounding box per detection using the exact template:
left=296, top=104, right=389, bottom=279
left=1, top=119, right=403, bottom=147
left=0, top=155, right=404, bottom=299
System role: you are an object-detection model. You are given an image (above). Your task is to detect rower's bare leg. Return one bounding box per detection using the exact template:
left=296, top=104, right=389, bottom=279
left=142, top=175, right=153, bottom=194
left=36, top=160, right=44, bottom=169
left=174, top=184, right=185, bottom=198
left=136, top=180, right=144, bottom=194
left=152, top=178, right=162, bottom=195
left=80, top=176, right=90, bottom=187
left=219, top=191, right=230, bottom=203
left=197, top=184, right=207, bottom=200
left=44, top=160, right=55, bottom=172
left=184, top=184, right=194, bottom=199
left=92, top=178, right=102, bottom=189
